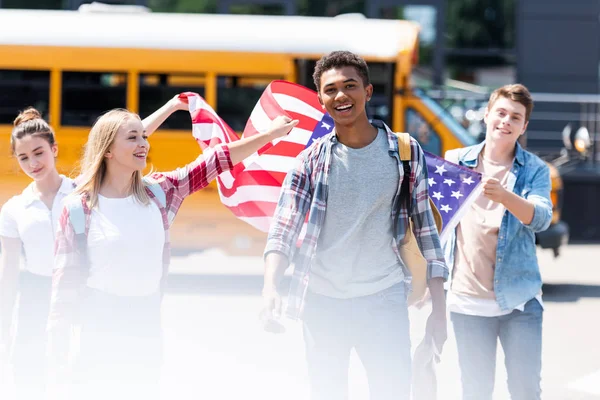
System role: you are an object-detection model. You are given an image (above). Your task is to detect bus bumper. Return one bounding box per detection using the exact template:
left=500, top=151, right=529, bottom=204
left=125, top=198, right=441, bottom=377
left=536, top=221, right=569, bottom=256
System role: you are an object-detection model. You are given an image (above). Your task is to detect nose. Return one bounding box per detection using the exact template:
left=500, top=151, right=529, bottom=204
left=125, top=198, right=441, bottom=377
left=334, top=89, right=348, bottom=102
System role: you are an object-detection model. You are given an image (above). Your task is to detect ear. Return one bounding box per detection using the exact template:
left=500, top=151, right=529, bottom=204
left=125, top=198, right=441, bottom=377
left=104, top=149, right=112, bottom=159
left=318, top=93, right=324, bottom=109
left=520, top=121, right=529, bottom=136
left=483, top=107, right=490, bottom=125
left=51, top=144, right=58, bottom=158
left=365, top=83, right=374, bottom=102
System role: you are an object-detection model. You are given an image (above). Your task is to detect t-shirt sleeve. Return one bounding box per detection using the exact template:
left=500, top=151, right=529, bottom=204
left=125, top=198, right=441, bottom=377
left=0, top=199, right=20, bottom=238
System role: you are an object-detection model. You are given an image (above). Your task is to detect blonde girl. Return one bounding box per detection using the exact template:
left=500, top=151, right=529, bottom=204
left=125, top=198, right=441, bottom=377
left=47, top=99, right=297, bottom=397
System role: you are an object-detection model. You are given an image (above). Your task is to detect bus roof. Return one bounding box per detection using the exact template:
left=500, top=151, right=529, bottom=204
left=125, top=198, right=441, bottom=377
left=0, top=9, right=419, bottom=60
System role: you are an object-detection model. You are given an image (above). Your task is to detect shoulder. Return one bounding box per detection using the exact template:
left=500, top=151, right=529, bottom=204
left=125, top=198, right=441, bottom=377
left=297, top=134, right=332, bottom=168
left=0, top=195, right=23, bottom=219
left=143, top=175, right=169, bottom=191
left=521, top=150, right=550, bottom=176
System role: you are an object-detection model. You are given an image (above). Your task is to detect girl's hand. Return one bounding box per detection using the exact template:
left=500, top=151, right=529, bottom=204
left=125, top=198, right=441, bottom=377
left=170, top=94, right=189, bottom=111
left=268, top=115, right=299, bottom=139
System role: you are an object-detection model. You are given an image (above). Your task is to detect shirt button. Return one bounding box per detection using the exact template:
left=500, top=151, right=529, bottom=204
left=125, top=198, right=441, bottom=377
left=497, top=257, right=502, bottom=262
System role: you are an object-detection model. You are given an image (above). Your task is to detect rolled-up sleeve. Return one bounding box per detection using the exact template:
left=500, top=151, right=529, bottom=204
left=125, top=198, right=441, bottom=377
left=410, top=142, right=449, bottom=281
left=264, top=156, right=312, bottom=263
left=158, top=143, right=233, bottom=199
left=524, top=164, right=553, bottom=233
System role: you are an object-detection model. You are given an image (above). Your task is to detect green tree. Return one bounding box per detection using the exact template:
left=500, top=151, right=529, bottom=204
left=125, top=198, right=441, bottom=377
left=148, top=0, right=215, bottom=13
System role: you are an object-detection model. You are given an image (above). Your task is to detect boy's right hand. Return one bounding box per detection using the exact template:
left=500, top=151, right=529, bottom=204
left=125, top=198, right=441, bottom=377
left=260, top=287, right=285, bottom=334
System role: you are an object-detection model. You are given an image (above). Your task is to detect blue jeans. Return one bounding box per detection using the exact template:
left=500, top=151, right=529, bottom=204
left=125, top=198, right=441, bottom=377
left=450, top=298, right=543, bottom=400
left=302, top=283, right=411, bottom=400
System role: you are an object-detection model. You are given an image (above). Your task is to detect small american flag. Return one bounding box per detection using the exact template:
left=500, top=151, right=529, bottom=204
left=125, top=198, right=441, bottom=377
left=423, top=151, right=483, bottom=245
left=183, top=81, right=334, bottom=232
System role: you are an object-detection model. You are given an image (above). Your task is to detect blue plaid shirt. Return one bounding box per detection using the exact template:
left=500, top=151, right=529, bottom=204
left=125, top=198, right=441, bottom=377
left=264, top=121, right=448, bottom=320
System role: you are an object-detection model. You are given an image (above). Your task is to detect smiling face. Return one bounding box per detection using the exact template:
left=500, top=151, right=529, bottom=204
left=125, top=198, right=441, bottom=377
left=484, top=96, right=529, bottom=146
left=318, top=66, right=373, bottom=126
left=104, top=116, right=149, bottom=173
left=14, top=135, right=58, bottom=181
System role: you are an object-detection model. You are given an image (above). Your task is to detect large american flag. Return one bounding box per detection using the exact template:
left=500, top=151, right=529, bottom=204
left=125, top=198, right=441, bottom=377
left=183, top=81, right=334, bottom=232
left=183, top=81, right=482, bottom=241
left=424, top=151, right=482, bottom=244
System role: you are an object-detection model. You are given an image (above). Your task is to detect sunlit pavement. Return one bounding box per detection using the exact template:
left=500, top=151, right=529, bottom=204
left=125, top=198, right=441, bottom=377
left=159, top=244, right=600, bottom=400
left=2, top=245, right=599, bottom=399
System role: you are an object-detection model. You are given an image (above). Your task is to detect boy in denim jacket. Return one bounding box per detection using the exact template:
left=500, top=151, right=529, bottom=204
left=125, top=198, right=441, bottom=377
left=445, top=84, right=552, bottom=400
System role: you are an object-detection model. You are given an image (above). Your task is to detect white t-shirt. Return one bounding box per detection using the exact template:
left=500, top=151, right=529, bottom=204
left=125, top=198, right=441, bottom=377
left=86, top=194, right=165, bottom=297
left=447, top=291, right=544, bottom=317
left=0, top=176, right=75, bottom=277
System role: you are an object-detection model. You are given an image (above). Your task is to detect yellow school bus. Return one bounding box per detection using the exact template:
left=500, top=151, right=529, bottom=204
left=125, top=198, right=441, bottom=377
left=0, top=9, right=566, bottom=255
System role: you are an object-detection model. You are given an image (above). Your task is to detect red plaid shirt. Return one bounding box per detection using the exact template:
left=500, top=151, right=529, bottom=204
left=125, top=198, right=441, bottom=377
left=48, top=145, right=232, bottom=362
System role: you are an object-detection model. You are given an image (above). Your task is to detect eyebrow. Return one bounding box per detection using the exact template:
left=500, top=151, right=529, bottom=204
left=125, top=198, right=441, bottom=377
left=323, top=78, right=359, bottom=89
left=127, top=129, right=147, bottom=134
left=17, top=146, right=43, bottom=157
left=497, top=108, right=523, bottom=117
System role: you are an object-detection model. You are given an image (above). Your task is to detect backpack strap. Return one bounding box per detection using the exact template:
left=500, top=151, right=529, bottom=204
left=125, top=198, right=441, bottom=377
left=395, top=132, right=413, bottom=210
left=67, top=196, right=88, bottom=236
left=144, top=178, right=167, bottom=209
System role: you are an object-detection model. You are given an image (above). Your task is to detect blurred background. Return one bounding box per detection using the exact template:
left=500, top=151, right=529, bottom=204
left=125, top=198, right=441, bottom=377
left=1, top=0, right=598, bottom=251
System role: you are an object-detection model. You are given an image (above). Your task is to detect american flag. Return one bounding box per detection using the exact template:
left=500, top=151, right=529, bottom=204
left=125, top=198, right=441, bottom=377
left=424, top=151, right=482, bottom=245
left=183, top=81, right=334, bottom=232
left=183, top=81, right=482, bottom=240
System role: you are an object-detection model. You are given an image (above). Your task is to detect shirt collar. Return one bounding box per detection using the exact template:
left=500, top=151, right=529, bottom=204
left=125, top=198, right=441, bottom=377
left=462, top=140, right=525, bottom=167
left=22, top=175, right=74, bottom=208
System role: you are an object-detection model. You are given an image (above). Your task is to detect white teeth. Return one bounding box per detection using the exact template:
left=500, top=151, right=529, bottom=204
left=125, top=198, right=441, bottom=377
left=336, top=104, right=352, bottom=111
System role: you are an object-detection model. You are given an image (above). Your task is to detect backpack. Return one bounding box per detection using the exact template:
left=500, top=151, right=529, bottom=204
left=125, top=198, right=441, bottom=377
left=395, top=132, right=443, bottom=306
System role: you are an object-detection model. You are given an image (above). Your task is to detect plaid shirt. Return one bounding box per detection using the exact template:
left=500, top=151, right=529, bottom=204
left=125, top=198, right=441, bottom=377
left=264, top=122, right=448, bottom=320
left=48, top=145, right=232, bottom=362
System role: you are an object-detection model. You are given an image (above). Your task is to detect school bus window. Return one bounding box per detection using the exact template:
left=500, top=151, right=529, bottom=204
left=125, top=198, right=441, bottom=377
left=366, top=62, right=394, bottom=127
left=406, top=108, right=441, bottom=155
left=61, top=72, right=127, bottom=127
left=217, top=75, right=281, bottom=132
left=0, top=70, right=49, bottom=124
left=139, top=73, right=206, bottom=130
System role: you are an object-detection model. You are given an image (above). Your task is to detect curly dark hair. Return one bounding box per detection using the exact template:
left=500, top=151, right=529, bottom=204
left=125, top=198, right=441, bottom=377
left=312, top=50, right=370, bottom=92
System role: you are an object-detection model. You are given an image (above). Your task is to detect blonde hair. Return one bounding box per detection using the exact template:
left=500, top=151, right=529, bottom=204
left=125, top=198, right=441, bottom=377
left=75, top=109, right=149, bottom=209
left=11, top=107, right=56, bottom=154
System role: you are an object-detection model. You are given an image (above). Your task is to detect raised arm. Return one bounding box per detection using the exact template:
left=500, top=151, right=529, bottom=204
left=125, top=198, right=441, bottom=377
left=142, top=95, right=189, bottom=136
left=156, top=115, right=299, bottom=199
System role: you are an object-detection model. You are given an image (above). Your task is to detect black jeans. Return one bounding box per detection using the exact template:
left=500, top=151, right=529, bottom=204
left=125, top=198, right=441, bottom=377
left=302, top=283, right=412, bottom=400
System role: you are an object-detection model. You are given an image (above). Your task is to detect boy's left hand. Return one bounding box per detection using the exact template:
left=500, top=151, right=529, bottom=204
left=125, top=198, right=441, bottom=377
left=482, top=176, right=508, bottom=204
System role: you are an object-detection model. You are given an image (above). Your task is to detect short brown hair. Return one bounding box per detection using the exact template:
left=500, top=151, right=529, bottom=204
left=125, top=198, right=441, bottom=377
left=312, top=50, right=370, bottom=92
left=487, top=84, right=534, bottom=122
left=11, top=108, right=56, bottom=154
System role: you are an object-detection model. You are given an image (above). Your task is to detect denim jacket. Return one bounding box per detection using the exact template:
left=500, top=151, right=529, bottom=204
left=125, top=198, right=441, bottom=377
left=443, top=141, right=553, bottom=311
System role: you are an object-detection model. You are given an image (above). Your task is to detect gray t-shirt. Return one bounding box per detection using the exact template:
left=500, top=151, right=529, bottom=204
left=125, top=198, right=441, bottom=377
left=308, top=128, right=404, bottom=298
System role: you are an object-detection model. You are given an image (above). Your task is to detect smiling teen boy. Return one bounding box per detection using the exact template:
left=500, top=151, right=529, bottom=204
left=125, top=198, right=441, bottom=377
left=444, top=84, right=552, bottom=400
left=260, top=50, right=449, bottom=400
